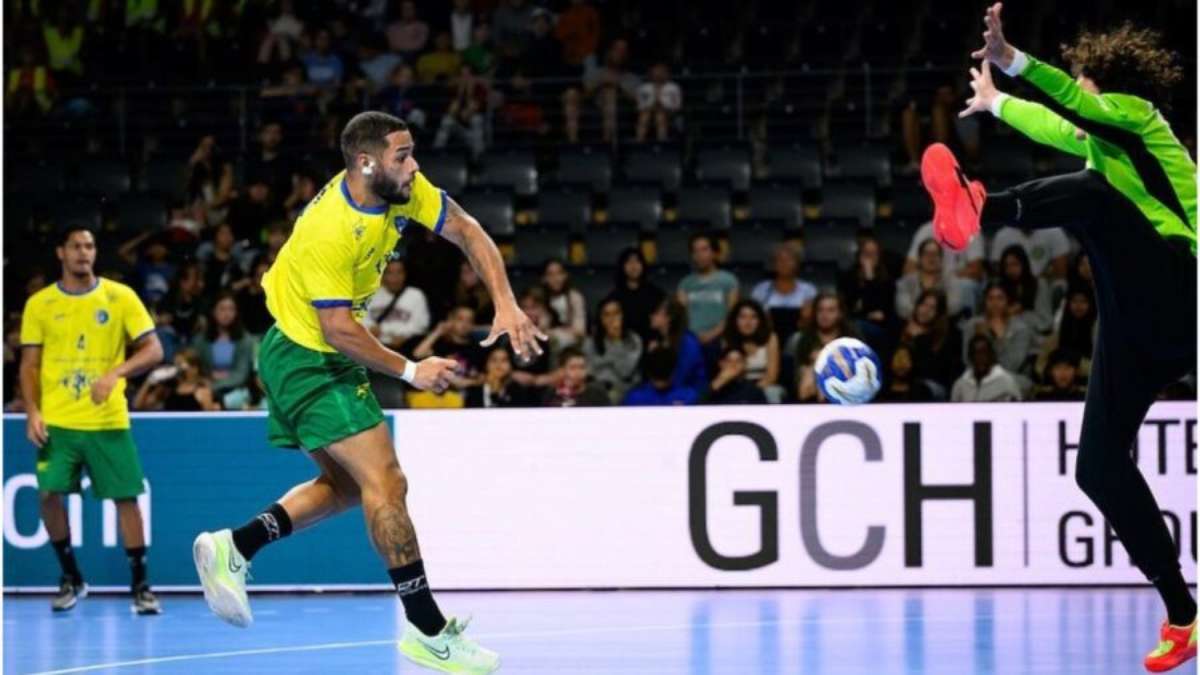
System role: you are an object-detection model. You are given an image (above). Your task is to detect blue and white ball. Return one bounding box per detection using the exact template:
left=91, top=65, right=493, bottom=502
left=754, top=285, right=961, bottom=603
left=815, top=337, right=882, bottom=405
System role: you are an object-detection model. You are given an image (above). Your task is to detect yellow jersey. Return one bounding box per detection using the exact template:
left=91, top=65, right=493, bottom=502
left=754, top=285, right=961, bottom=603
left=263, top=169, right=447, bottom=352
left=20, top=278, right=156, bottom=430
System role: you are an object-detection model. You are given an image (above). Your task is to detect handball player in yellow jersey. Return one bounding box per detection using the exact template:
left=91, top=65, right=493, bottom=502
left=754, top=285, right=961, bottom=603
left=193, top=111, right=543, bottom=673
left=20, top=226, right=165, bottom=614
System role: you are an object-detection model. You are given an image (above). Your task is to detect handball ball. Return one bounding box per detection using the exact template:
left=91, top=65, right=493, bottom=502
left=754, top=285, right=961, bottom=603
left=815, top=337, right=882, bottom=405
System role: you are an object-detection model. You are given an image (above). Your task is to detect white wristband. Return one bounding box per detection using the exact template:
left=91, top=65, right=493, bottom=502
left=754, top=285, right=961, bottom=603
left=1002, top=48, right=1028, bottom=78
left=989, top=92, right=1010, bottom=118
left=400, top=359, right=418, bottom=384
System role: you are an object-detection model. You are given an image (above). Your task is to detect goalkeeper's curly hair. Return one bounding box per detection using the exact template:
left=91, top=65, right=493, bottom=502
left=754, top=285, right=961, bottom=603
left=1061, top=23, right=1183, bottom=107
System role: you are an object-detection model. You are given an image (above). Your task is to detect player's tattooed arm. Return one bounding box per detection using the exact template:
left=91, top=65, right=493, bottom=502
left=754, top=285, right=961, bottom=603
left=369, top=502, right=421, bottom=567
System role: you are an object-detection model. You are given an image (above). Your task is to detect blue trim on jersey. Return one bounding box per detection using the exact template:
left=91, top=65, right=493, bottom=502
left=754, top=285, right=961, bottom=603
left=131, top=327, right=157, bottom=343
left=340, top=178, right=388, bottom=215
left=434, top=190, right=448, bottom=234
left=311, top=299, right=353, bottom=308
left=56, top=279, right=101, bottom=296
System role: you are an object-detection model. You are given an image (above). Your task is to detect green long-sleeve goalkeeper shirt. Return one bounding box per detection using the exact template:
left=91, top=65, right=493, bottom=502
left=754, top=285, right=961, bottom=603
left=991, top=50, right=1197, bottom=255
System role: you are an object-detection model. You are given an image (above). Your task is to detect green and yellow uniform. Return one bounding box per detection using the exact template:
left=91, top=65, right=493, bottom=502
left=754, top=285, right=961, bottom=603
left=20, top=279, right=155, bottom=498
left=260, top=170, right=447, bottom=450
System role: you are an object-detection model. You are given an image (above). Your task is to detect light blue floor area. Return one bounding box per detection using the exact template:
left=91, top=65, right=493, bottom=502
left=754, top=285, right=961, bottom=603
left=4, top=588, right=1169, bottom=674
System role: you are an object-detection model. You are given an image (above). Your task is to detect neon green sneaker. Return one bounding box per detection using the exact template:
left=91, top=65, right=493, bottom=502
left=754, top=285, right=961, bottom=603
left=397, top=616, right=500, bottom=673
left=192, top=529, right=252, bottom=628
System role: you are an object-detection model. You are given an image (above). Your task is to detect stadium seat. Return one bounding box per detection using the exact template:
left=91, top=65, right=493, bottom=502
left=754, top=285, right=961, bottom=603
left=727, top=227, right=782, bottom=266
left=10, top=162, right=64, bottom=196
left=537, top=190, right=591, bottom=233
left=118, top=193, right=167, bottom=232
left=820, top=180, right=876, bottom=226
left=653, top=228, right=694, bottom=266
left=555, top=146, right=612, bottom=193
left=674, top=186, right=731, bottom=230
left=980, top=143, right=1034, bottom=182
left=874, top=220, right=920, bottom=264
left=56, top=197, right=104, bottom=229
left=801, top=220, right=859, bottom=268
left=583, top=230, right=640, bottom=267
left=475, top=151, right=538, bottom=196
left=767, top=144, right=822, bottom=188
left=513, top=230, right=569, bottom=269
left=696, top=147, right=752, bottom=191
left=748, top=185, right=805, bottom=228
left=75, top=158, right=133, bottom=196
left=419, top=153, right=469, bottom=196
left=889, top=179, right=932, bottom=224
left=604, top=186, right=662, bottom=231
left=801, top=261, right=840, bottom=291
left=458, top=190, right=515, bottom=236
left=623, top=146, right=682, bottom=192
left=571, top=266, right=615, bottom=310
left=138, top=156, right=188, bottom=197
left=832, top=144, right=892, bottom=187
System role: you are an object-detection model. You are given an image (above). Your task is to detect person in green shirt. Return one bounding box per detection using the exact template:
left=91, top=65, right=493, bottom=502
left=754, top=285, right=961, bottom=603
left=921, top=5, right=1197, bottom=672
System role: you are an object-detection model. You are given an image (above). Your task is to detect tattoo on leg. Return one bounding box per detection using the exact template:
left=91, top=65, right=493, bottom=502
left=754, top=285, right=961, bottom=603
left=368, top=502, right=421, bottom=567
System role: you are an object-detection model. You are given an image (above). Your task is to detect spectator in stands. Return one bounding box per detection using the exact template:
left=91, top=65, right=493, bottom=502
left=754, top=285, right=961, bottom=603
left=608, top=248, right=664, bottom=342
left=42, top=5, right=85, bottom=86
left=4, top=320, right=23, bottom=410
left=961, top=282, right=1035, bottom=384
left=492, top=0, right=536, bottom=61
left=374, top=63, right=430, bottom=134
left=875, top=343, right=935, bottom=403
left=792, top=292, right=856, bottom=403
left=198, top=223, right=246, bottom=294
left=705, top=346, right=768, bottom=405
left=554, top=0, right=601, bottom=73
left=998, top=245, right=1054, bottom=333
left=623, top=346, right=699, bottom=406
left=161, top=262, right=208, bottom=343
left=465, top=346, right=539, bottom=408
left=1036, top=285, right=1098, bottom=381
left=752, top=243, right=816, bottom=345
left=453, top=260, right=496, bottom=326
left=185, top=134, right=234, bottom=227
left=541, top=259, right=587, bottom=348
left=895, top=238, right=971, bottom=320
left=1068, top=252, right=1094, bottom=293
left=386, top=0, right=429, bottom=61
left=951, top=335, right=1023, bottom=403
left=122, top=233, right=175, bottom=305
left=413, top=305, right=485, bottom=383
left=564, top=38, right=639, bottom=143
left=134, top=348, right=220, bottom=412
left=228, top=174, right=286, bottom=243
left=722, top=300, right=782, bottom=403
left=261, top=221, right=290, bottom=265
left=260, top=61, right=318, bottom=130
left=462, top=23, right=496, bottom=76
left=233, top=255, right=272, bottom=336
left=509, top=287, right=556, bottom=377
left=647, top=297, right=707, bottom=393
left=283, top=166, right=321, bottom=222
left=989, top=225, right=1071, bottom=283
left=583, top=297, right=643, bottom=404
left=357, top=36, right=403, bottom=91
left=1034, top=348, right=1086, bottom=401
left=517, top=9, right=564, bottom=79
left=433, top=65, right=488, bottom=157
left=245, top=120, right=295, bottom=203
left=678, top=233, right=739, bottom=346
left=6, top=45, right=56, bottom=118
left=190, top=292, right=255, bottom=398
left=416, top=31, right=461, bottom=84
left=449, top=0, right=474, bottom=52
left=257, top=0, right=305, bottom=71
left=301, top=29, right=345, bottom=90
left=363, top=259, right=430, bottom=351
left=635, top=63, right=682, bottom=142
left=904, top=220, right=985, bottom=282
left=899, top=289, right=962, bottom=398
left=840, top=234, right=896, bottom=351
left=541, top=347, right=609, bottom=406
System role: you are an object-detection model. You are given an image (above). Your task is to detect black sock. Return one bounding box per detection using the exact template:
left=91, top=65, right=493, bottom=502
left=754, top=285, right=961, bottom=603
left=126, top=547, right=148, bottom=591
left=982, top=191, right=1021, bottom=224
left=1153, top=568, right=1197, bottom=626
left=231, top=503, right=293, bottom=561
left=389, top=560, right=447, bottom=637
left=51, top=538, right=83, bottom=585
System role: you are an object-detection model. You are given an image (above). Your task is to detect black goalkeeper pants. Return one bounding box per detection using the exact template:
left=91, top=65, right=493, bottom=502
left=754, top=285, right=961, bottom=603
left=984, top=169, right=1197, bottom=582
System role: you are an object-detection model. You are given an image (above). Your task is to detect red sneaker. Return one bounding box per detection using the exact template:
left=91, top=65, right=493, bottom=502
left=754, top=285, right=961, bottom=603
left=1145, top=620, right=1197, bottom=672
left=920, top=143, right=985, bottom=251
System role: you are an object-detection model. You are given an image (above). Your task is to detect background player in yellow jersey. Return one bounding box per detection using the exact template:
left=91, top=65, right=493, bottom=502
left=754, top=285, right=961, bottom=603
left=193, top=111, right=544, bottom=674
left=20, top=226, right=165, bottom=614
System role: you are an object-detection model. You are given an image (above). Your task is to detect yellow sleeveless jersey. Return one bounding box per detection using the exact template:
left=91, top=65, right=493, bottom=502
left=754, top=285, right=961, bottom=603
left=20, top=278, right=156, bottom=430
left=263, top=170, right=447, bottom=352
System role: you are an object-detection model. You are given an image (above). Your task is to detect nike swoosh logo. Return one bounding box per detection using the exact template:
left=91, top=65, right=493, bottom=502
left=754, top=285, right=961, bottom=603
left=228, top=555, right=242, bottom=574
left=420, top=642, right=450, bottom=660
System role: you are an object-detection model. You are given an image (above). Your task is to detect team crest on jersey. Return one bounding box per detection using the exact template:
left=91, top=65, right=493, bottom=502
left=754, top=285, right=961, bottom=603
left=394, top=216, right=409, bottom=233
left=353, top=222, right=366, bottom=240
left=95, top=309, right=110, bottom=325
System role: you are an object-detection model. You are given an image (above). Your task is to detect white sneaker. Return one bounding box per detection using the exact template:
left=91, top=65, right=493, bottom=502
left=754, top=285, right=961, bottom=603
left=397, top=616, right=500, bottom=673
left=192, top=529, right=252, bottom=627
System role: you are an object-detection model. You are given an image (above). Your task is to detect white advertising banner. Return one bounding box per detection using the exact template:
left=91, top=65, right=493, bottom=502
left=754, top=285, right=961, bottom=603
left=396, top=403, right=1197, bottom=589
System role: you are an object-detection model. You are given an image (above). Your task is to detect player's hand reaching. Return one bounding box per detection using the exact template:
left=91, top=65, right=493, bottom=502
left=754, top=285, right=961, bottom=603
left=970, top=3, right=1015, bottom=70
left=90, top=371, right=118, bottom=405
left=411, top=357, right=458, bottom=393
left=481, top=305, right=548, bottom=361
left=960, top=61, right=999, bottom=118
left=26, top=409, right=48, bottom=448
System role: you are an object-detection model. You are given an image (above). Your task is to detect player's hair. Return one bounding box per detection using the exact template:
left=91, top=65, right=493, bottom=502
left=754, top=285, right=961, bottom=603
left=723, top=299, right=772, bottom=349
left=57, top=223, right=96, bottom=247
left=1061, top=22, right=1183, bottom=106
left=557, top=345, right=586, bottom=368
left=340, top=111, right=408, bottom=169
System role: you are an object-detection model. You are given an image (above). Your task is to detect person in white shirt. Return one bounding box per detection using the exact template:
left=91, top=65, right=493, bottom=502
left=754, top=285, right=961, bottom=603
left=988, top=226, right=1072, bottom=280
left=635, top=62, right=682, bottom=142
left=449, top=0, right=474, bottom=51
left=951, top=335, right=1023, bottom=402
left=362, top=259, right=431, bottom=350
left=905, top=220, right=985, bottom=281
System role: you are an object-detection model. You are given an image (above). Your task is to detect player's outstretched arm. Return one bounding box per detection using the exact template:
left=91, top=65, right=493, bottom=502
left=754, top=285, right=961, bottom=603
left=437, top=196, right=547, bottom=359
left=961, top=62, right=1087, bottom=158
left=317, top=305, right=456, bottom=392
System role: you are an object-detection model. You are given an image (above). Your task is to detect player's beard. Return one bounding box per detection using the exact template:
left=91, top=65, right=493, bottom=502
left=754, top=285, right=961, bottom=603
left=370, top=171, right=413, bottom=205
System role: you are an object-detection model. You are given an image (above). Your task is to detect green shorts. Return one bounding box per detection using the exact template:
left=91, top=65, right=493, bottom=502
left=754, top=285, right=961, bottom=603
left=259, top=324, right=385, bottom=451
left=38, top=426, right=146, bottom=499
